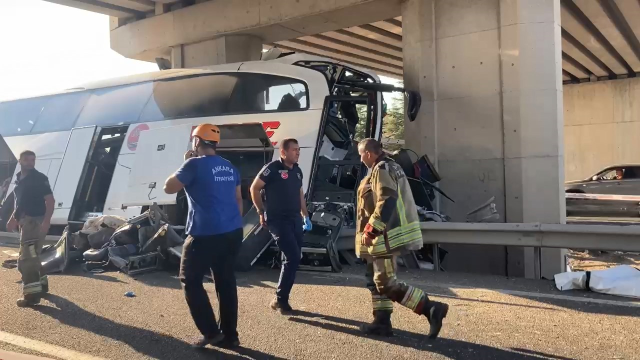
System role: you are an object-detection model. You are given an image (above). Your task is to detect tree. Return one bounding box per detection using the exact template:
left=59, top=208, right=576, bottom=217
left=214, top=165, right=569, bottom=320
left=381, top=93, right=405, bottom=152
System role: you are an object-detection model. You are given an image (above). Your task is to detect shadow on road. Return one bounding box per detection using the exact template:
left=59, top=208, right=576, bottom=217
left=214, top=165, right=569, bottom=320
left=35, top=294, right=278, bottom=360
left=288, top=310, right=576, bottom=360
left=507, top=294, right=640, bottom=317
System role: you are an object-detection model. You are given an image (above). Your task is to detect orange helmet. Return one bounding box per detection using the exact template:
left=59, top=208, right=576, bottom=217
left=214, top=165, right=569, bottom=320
left=192, top=124, right=221, bottom=144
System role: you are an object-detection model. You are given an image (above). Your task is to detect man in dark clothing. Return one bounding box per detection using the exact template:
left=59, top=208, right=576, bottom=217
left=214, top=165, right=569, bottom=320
left=164, top=124, right=244, bottom=349
left=6, top=150, right=55, bottom=307
left=250, top=138, right=312, bottom=314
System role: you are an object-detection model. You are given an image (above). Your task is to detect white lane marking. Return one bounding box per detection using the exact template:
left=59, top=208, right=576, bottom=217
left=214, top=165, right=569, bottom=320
left=0, top=349, right=54, bottom=360
left=0, top=331, right=106, bottom=360
left=318, top=272, right=640, bottom=308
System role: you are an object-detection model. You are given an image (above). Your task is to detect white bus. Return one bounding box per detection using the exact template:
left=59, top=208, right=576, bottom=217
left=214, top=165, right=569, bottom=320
left=0, top=54, right=416, bottom=235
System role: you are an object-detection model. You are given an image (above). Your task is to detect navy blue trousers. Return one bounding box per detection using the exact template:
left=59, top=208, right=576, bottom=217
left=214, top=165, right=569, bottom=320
left=268, top=216, right=304, bottom=303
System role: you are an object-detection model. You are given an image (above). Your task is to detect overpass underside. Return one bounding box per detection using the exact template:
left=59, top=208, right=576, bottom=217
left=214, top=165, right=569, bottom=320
left=41, top=0, right=640, bottom=279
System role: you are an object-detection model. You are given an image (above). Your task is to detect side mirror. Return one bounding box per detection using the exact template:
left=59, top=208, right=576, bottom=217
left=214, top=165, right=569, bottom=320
left=405, top=91, right=421, bottom=122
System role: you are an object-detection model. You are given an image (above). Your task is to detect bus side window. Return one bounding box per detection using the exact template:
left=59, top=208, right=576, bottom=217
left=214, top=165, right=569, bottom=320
left=31, top=92, right=90, bottom=133
left=0, top=97, right=48, bottom=136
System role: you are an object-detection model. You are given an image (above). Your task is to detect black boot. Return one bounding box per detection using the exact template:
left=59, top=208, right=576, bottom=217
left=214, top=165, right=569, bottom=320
left=360, top=310, right=393, bottom=337
left=424, top=300, right=449, bottom=339
left=16, top=295, right=40, bottom=308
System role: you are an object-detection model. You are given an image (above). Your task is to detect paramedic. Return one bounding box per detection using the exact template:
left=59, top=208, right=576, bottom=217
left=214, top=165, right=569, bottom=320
left=6, top=150, right=55, bottom=307
left=164, top=124, right=243, bottom=349
left=250, top=138, right=312, bottom=314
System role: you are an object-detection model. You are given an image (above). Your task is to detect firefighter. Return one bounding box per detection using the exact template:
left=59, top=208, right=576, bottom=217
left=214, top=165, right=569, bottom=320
left=164, top=124, right=244, bottom=349
left=355, top=138, right=449, bottom=339
left=250, top=138, right=312, bottom=314
left=6, top=150, right=55, bottom=307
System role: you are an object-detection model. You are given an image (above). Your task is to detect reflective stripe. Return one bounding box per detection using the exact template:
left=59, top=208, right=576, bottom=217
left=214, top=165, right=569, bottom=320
left=400, top=286, right=424, bottom=312
left=396, top=190, right=407, bottom=225
left=372, top=297, right=394, bottom=311
left=369, top=222, right=422, bottom=256
left=23, top=282, right=42, bottom=295
left=369, top=218, right=386, bottom=232
left=28, top=245, right=37, bottom=258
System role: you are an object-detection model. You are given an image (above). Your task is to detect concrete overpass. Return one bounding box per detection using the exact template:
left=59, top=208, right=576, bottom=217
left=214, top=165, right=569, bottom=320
left=37, top=0, right=639, bottom=279
left=43, top=0, right=640, bottom=83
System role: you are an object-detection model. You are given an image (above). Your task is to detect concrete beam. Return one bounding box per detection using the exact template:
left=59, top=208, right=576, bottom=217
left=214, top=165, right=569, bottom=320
left=574, top=0, right=640, bottom=72
left=276, top=39, right=403, bottom=76
left=172, top=35, right=263, bottom=68
left=561, top=1, right=628, bottom=75
left=344, top=25, right=403, bottom=48
left=321, top=30, right=403, bottom=57
left=101, top=0, right=155, bottom=12
left=297, top=34, right=403, bottom=67
left=110, top=0, right=402, bottom=61
left=562, top=31, right=611, bottom=77
left=44, top=0, right=145, bottom=17
left=270, top=43, right=402, bottom=79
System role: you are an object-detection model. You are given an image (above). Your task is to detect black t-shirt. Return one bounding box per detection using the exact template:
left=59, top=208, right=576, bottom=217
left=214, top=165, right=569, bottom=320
left=14, top=169, right=53, bottom=219
left=259, top=159, right=304, bottom=219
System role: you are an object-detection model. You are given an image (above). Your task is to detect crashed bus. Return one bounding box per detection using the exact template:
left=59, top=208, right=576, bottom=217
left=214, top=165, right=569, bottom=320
left=0, top=53, right=497, bottom=274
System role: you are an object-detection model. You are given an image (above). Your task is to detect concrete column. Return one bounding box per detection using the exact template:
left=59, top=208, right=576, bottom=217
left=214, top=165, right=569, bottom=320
left=171, top=35, right=263, bottom=68
left=402, top=0, right=565, bottom=279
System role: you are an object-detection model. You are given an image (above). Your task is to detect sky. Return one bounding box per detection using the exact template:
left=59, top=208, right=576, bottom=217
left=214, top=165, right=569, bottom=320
left=0, top=0, right=400, bottom=103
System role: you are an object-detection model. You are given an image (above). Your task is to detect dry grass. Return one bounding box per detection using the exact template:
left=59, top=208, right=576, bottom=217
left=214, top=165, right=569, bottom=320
left=567, top=250, right=640, bottom=271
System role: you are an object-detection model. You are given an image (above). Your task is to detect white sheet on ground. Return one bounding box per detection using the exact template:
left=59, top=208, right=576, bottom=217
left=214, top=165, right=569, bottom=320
left=554, top=265, right=640, bottom=299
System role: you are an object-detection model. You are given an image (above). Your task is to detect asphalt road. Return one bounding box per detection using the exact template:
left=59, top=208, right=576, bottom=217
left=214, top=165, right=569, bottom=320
left=0, top=245, right=638, bottom=360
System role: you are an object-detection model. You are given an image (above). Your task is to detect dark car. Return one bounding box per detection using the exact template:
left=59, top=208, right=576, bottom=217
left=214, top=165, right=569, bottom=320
left=565, top=165, right=640, bottom=218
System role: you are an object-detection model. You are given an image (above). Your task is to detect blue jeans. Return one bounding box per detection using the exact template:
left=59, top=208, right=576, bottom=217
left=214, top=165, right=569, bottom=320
left=268, top=216, right=303, bottom=303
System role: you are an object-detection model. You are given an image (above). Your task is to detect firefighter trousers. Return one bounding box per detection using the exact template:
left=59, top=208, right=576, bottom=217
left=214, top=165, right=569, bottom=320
left=18, top=216, right=48, bottom=299
left=365, top=255, right=428, bottom=315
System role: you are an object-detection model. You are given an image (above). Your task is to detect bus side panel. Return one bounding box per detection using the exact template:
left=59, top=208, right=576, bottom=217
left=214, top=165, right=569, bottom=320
left=102, top=153, right=142, bottom=221
left=118, top=110, right=324, bottom=158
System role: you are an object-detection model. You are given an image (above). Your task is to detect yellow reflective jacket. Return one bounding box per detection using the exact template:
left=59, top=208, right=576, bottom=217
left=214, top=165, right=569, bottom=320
left=355, top=156, right=423, bottom=258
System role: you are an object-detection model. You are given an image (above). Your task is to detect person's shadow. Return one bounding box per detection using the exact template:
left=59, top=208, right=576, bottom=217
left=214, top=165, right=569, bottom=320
left=35, top=294, right=279, bottom=360
left=287, top=310, right=576, bottom=360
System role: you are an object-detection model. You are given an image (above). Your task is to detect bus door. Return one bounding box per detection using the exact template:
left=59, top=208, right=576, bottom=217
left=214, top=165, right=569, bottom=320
left=51, top=126, right=98, bottom=225
left=307, top=95, right=371, bottom=207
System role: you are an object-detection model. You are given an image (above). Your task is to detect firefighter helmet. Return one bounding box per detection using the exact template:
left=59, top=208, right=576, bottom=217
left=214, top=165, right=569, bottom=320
left=192, top=124, right=221, bottom=144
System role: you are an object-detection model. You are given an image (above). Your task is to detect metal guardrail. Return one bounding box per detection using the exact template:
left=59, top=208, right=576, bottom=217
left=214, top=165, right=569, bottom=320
left=3, top=220, right=638, bottom=279
left=337, top=222, right=640, bottom=279
left=417, top=222, right=640, bottom=252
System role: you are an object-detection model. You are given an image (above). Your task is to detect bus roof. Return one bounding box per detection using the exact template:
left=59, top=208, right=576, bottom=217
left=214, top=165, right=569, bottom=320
left=0, top=54, right=380, bottom=103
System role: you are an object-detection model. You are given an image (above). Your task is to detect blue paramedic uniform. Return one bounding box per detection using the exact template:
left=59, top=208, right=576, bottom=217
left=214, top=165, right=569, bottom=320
left=259, top=158, right=305, bottom=304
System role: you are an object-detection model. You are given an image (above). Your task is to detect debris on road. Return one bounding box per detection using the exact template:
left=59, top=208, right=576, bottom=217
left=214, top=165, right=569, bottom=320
left=124, top=291, right=136, bottom=298
left=73, top=206, right=184, bottom=276
left=15, top=204, right=186, bottom=278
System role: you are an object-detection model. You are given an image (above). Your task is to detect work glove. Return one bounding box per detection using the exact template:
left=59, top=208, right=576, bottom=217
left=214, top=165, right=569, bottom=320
left=303, top=216, right=312, bottom=231
left=361, top=223, right=382, bottom=247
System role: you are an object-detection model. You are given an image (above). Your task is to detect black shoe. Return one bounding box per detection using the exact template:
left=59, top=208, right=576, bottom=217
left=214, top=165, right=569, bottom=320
left=270, top=298, right=293, bottom=314
left=360, top=310, right=393, bottom=337
left=425, top=301, right=449, bottom=339
left=191, top=333, right=224, bottom=348
left=16, top=297, right=40, bottom=308
left=218, top=336, right=240, bottom=349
